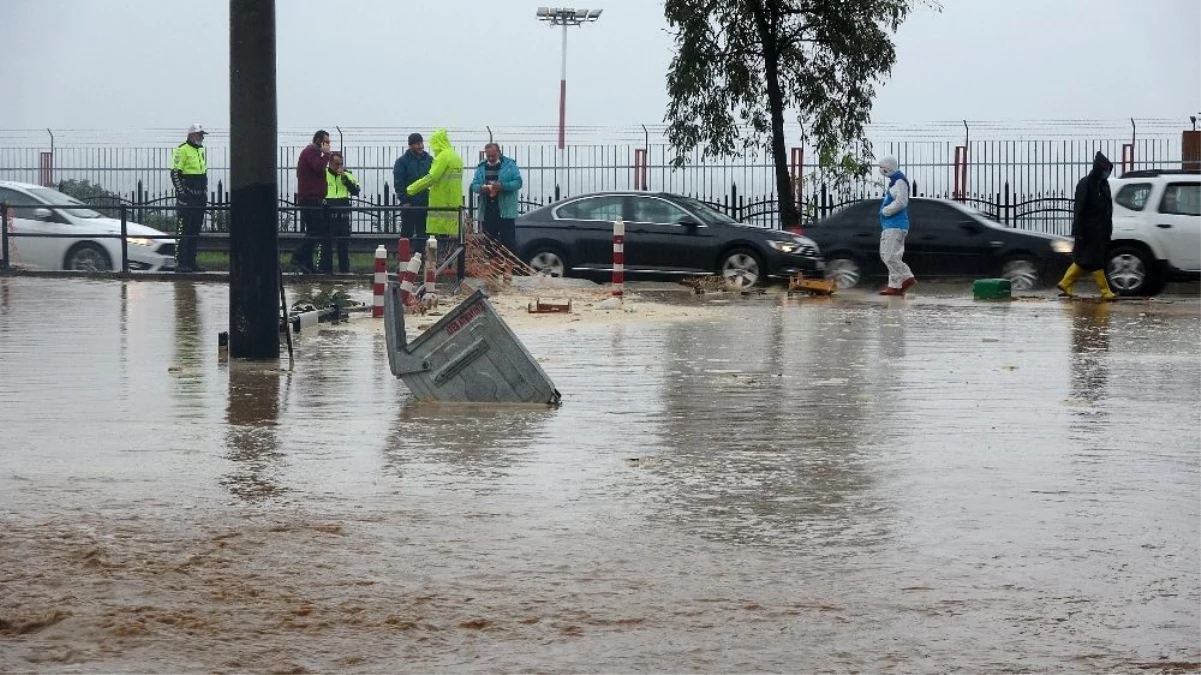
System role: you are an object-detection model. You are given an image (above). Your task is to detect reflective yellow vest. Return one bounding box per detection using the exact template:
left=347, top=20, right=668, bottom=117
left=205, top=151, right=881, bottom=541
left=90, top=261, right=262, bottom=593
left=172, top=143, right=206, bottom=175
left=326, top=169, right=358, bottom=200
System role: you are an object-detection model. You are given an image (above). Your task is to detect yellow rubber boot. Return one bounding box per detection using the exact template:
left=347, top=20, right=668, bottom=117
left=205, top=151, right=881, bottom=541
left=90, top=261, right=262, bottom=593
left=1057, top=263, right=1082, bottom=297
left=1093, top=270, right=1117, bottom=301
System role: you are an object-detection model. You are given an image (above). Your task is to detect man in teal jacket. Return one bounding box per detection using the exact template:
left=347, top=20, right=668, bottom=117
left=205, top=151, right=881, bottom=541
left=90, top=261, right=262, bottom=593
left=470, top=143, right=523, bottom=252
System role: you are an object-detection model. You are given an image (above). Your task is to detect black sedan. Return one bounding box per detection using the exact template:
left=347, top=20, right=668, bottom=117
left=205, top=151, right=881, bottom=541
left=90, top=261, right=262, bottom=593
left=803, top=198, right=1074, bottom=291
left=515, top=191, right=824, bottom=287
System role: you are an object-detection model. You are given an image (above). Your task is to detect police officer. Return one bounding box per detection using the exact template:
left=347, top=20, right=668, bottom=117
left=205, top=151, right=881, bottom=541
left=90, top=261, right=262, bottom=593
left=325, top=152, right=360, bottom=274
left=171, top=124, right=208, bottom=273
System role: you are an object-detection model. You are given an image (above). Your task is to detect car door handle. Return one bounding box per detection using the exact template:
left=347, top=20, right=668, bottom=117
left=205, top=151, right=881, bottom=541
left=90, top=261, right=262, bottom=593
left=1156, top=223, right=1172, bottom=229
left=853, top=232, right=873, bottom=238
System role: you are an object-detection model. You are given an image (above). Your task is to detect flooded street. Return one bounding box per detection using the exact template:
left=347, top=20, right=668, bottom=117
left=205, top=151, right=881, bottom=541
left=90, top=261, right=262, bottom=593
left=1, top=276, right=1198, bottom=673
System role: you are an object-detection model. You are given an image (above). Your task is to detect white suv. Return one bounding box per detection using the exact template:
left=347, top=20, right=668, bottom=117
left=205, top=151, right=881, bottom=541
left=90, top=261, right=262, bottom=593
left=1107, top=170, right=1200, bottom=296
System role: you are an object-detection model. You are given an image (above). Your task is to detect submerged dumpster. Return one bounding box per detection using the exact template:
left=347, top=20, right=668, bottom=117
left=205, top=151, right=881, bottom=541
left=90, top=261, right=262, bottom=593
left=384, top=283, right=562, bottom=405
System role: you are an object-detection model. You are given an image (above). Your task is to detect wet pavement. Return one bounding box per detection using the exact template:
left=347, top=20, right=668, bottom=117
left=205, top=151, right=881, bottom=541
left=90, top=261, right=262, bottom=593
left=0, top=276, right=1198, bottom=674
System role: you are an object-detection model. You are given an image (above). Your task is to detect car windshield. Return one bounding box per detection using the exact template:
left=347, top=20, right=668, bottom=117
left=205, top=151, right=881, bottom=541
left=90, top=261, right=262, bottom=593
left=673, top=196, right=738, bottom=225
left=27, top=187, right=103, bottom=219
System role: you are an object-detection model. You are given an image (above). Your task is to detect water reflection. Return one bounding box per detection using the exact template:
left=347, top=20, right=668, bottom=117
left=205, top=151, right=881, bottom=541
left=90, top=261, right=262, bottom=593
left=290, top=327, right=356, bottom=410
left=648, top=304, right=890, bottom=551
left=879, top=307, right=907, bottom=360
left=382, top=400, right=556, bottom=484
left=1067, top=301, right=1112, bottom=406
left=171, top=281, right=206, bottom=412
left=222, top=363, right=286, bottom=501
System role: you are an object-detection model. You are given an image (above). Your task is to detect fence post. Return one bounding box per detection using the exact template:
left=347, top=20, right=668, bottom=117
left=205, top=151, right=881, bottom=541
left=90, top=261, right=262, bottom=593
left=456, top=208, right=466, bottom=290
left=730, top=183, right=739, bottom=221
left=819, top=183, right=829, bottom=219
left=1, top=203, right=9, bottom=270
left=321, top=202, right=331, bottom=270
left=1002, top=182, right=1011, bottom=226
left=119, top=205, right=129, bottom=274
left=953, top=145, right=967, bottom=201
left=612, top=218, right=625, bottom=299
left=383, top=183, right=393, bottom=232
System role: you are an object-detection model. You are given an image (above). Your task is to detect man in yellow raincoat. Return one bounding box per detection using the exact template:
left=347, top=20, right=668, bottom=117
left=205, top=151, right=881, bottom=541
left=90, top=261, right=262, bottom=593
left=405, top=129, right=464, bottom=237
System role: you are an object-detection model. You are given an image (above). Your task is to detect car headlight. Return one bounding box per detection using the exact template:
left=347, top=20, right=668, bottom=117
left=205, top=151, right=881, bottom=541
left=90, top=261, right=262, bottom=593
left=128, top=237, right=157, bottom=248
left=769, top=240, right=801, bottom=254
left=1051, top=239, right=1073, bottom=254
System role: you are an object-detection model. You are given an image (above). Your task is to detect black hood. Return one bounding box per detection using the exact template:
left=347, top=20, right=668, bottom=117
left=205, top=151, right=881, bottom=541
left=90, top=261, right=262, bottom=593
left=1092, top=151, right=1113, bottom=175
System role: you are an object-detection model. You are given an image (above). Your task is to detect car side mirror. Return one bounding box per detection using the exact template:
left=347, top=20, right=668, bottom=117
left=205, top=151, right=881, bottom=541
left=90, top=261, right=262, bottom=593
left=33, top=208, right=54, bottom=221
left=679, top=218, right=700, bottom=230
left=959, top=221, right=981, bottom=235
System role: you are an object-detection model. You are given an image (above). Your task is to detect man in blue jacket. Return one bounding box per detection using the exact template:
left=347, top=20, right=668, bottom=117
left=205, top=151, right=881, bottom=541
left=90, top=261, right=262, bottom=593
left=393, top=132, right=433, bottom=248
left=877, top=155, right=916, bottom=296
left=470, top=143, right=523, bottom=252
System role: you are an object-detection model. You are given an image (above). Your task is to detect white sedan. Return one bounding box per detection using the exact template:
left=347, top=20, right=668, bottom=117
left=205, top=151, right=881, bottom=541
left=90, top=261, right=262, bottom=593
left=0, top=180, right=176, bottom=272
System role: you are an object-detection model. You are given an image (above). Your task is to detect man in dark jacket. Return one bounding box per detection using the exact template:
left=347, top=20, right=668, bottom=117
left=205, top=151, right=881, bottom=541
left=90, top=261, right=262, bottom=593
left=292, top=129, right=333, bottom=274
left=393, top=132, right=433, bottom=249
left=1057, top=151, right=1117, bottom=300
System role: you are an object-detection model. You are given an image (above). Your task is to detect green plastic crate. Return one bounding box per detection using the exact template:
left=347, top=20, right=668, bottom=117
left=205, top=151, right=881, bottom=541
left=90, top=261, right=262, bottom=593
left=973, top=278, right=1012, bottom=300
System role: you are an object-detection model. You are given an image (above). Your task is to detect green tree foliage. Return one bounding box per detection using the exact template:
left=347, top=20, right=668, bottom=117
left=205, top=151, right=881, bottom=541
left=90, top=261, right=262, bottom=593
left=56, top=179, right=124, bottom=218
left=664, top=0, right=934, bottom=227
left=56, top=179, right=117, bottom=202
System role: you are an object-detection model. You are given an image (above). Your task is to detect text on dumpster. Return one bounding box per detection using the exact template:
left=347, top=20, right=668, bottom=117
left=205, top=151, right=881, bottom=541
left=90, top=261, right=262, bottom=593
left=446, top=302, right=486, bottom=336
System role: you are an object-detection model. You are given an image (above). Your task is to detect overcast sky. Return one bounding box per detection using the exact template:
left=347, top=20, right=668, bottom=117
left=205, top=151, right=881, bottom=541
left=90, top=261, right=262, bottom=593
left=1, top=0, right=1198, bottom=132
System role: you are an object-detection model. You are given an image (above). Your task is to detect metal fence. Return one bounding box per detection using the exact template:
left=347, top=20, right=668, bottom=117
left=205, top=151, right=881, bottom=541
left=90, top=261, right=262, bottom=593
left=0, top=122, right=1188, bottom=236
left=0, top=201, right=466, bottom=274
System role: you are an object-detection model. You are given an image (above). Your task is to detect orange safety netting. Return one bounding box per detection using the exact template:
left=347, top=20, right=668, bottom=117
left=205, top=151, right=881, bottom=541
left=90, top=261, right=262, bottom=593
left=464, top=232, right=535, bottom=283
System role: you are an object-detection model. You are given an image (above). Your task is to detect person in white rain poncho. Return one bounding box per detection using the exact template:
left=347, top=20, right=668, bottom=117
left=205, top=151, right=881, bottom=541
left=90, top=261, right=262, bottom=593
left=877, top=156, right=917, bottom=296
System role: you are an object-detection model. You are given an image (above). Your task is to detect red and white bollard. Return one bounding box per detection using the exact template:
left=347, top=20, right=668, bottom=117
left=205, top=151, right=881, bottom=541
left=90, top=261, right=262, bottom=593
left=612, top=218, right=625, bottom=299
left=399, top=253, right=422, bottom=308
left=397, top=237, right=411, bottom=271
left=372, top=244, right=387, bottom=318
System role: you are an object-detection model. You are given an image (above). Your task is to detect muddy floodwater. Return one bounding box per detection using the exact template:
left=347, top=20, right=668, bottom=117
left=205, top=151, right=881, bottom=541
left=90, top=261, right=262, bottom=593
left=1, top=276, right=1198, bottom=674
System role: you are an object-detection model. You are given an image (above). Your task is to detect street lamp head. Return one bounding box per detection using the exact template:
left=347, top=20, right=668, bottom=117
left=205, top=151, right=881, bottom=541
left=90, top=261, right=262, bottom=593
left=536, top=6, right=602, bottom=25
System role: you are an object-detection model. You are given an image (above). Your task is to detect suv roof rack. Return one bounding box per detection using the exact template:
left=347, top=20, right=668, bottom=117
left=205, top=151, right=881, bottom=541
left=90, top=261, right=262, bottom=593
left=1120, top=169, right=1201, bottom=178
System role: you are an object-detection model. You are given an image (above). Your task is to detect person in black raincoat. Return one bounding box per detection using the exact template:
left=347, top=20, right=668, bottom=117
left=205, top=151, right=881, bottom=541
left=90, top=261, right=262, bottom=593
left=1057, top=151, right=1117, bottom=300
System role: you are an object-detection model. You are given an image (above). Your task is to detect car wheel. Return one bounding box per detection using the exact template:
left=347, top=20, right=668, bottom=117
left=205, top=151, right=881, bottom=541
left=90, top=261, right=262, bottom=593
left=1107, top=245, right=1163, bottom=296
left=1001, top=256, right=1040, bottom=292
left=65, top=242, right=112, bottom=272
left=824, top=254, right=862, bottom=289
left=526, top=247, right=567, bottom=278
left=719, top=248, right=763, bottom=289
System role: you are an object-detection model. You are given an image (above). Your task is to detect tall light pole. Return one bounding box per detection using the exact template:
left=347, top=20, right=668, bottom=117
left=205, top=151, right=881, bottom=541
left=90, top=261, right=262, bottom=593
left=229, top=0, right=279, bottom=359
left=536, top=7, right=602, bottom=150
